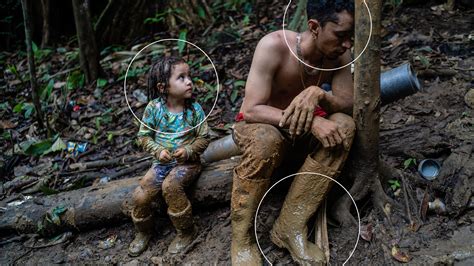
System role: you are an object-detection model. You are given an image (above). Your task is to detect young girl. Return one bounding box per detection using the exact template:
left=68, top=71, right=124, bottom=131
left=128, top=56, right=210, bottom=256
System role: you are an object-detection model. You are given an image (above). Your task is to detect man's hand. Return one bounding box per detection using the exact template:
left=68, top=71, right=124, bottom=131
left=158, top=149, right=173, bottom=163
left=173, top=148, right=189, bottom=164
left=279, top=86, right=325, bottom=136
left=311, top=116, right=350, bottom=149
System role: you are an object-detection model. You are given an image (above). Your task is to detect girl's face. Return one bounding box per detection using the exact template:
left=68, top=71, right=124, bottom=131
left=165, top=62, right=193, bottom=100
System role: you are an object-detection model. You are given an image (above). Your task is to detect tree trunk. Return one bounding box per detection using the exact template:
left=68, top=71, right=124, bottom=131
left=0, top=157, right=238, bottom=236
left=332, top=0, right=390, bottom=226
left=20, top=0, right=46, bottom=132
left=71, top=0, right=102, bottom=84
left=40, top=0, right=50, bottom=48
left=95, top=0, right=154, bottom=49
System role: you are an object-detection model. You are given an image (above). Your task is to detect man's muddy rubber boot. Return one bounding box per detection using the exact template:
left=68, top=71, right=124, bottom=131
left=270, top=155, right=339, bottom=265
left=167, top=202, right=197, bottom=254
left=231, top=176, right=270, bottom=266
left=128, top=214, right=153, bottom=257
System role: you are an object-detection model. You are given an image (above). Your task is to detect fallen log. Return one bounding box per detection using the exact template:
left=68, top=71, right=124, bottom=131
left=0, top=157, right=239, bottom=236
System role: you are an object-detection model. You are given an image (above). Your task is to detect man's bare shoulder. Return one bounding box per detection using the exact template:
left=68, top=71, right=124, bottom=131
left=256, top=30, right=294, bottom=55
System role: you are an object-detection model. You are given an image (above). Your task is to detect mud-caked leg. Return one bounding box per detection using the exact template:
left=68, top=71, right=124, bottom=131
left=128, top=166, right=162, bottom=257
left=271, top=113, right=356, bottom=265
left=162, top=163, right=201, bottom=254
left=231, top=122, right=287, bottom=266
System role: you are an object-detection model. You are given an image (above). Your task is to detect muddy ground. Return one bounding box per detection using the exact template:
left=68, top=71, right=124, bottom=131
left=1, top=2, right=473, bottom=265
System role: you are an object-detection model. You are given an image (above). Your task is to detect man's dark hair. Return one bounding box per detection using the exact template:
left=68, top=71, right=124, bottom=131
left=307, top=0, right=354, bottom=27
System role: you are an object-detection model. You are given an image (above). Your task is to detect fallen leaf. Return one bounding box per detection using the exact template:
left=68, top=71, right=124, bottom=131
left=391, top=245, right=411, bottom=263
left=0, top=120, right=17, bottom=129
left=360, top=223, right=373, bottom=241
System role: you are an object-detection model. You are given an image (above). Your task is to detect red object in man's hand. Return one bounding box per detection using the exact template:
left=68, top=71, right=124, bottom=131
left=314, top=106, right=327, bottom=117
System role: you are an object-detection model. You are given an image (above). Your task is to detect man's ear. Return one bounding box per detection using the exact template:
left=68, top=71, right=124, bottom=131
left=308, top=19, right=321, bottom=35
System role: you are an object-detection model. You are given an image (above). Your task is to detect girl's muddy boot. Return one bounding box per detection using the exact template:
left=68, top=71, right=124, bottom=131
left=128, top=214, right=153, bottom=257
left=231, top=176, right=270, bottom=266
left=270, top=155, right=339, bottom=265
left=167, top=202, right=197, bottom=254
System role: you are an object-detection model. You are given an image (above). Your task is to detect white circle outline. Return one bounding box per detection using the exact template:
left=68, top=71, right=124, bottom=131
left=123, top=39, right=220, bottom=135
left=254, top=172, right=361, bottom=265
left=283, top=0, right=373, bottom=71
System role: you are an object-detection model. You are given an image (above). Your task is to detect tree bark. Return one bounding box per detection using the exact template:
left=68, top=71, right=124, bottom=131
left=40, top=0, right=50, bottom=48
left=333, top=0, right=389, bottom=226
left=95, top=0, right=153, bottom=49
left=20, top=0, right=46, bottom=131
left=0, top=157, right=239, bottom=236
left=71, top=0, right=102, bottom=84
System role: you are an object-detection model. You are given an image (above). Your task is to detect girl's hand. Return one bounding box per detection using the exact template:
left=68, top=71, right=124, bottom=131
left=173, top=148, right=188, bottom=163
left=158, top=149, right=173, bottom=163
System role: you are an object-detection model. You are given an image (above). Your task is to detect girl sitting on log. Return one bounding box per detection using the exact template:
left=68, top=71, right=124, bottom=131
left=128, top=56, right=210, bottom=256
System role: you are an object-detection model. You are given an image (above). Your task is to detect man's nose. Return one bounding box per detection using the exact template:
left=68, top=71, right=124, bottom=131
left=342, top=39, right=352, bottom=49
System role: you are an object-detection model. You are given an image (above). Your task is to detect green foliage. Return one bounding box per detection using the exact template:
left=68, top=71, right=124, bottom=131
left=231, top=80, right=245, bottom=103
left=118, top=66, right=149, bottom=81
left=67, top=71, right=85, bottom=90
left=17, top=135, right=66, bottom=156
left=197, top=5, right=206, bottom=19
left=388, top=179, right=401, bottom=190
left=13, top=102, right=35, bottom=118
left=96, top=78, right=107, bottom=88
left=40, top=79, right=54, bottom=101
left=403, top=158, right=417, bottom=169
left=65, top=49, right=79, bottom=62
left=2, top=131, right=12, bottom=140
left=6, top=64, right=19, bottom=79
left=178, top=29, right=188, bottom=54
left=144, top=8, right=173, bottom=24
left=32, top=41, right=52, bottom=61
left=100, top=45, right=125, bottom=56
left=0, top=102, right=10, bottom=111
left=39, top=185, right=59, bottom=196
left=198, top=83, right=217, bottom=103
left=415, top=54, right=430, bottom=68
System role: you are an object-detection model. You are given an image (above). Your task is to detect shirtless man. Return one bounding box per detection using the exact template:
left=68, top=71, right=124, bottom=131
left=231, top=1, right=356, bottom=265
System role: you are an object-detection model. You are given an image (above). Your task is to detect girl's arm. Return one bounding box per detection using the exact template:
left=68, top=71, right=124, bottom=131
left=137, top=101, right=166, bottom=158
left=184, top=104, right=210, bottom=161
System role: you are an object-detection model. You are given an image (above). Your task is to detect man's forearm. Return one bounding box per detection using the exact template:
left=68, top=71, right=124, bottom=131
left=243, top=105, right=283, bottom=126
left=320, top=93, right=353, bottom=115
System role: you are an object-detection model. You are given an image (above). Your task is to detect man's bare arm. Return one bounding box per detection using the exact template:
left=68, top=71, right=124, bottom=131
left=319, top=51, right=354, bottom=115
left=241, top=34, right=285, bottom=126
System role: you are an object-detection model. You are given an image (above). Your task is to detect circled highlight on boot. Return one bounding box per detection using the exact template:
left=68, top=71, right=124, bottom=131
left=123, top=39, right=220, bottom=135
left=254, top=172, right=361, bottom=265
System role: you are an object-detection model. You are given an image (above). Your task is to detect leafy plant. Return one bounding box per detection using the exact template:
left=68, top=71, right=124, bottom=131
left=96, top=78, right=107, bottom=89
left=0, top=102, right=10, bottom=111
left=13, top=102, right=35, bottom=118
left=66, top=71, right=85, bottom=90
left=32, top=41, right=52, bottom=61
left=231, top=80, right=245, bottom=103
left=178, top=29, right=188, bottom=54
left=388, top=179, right=401, bottom=190
left=40, top=79, right=54, bottom=101
left=403, top=158, right=417, bottom=169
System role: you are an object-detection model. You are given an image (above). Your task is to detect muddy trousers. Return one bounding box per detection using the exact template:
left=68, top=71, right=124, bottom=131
left=231, top=113, right=355, bottom=265
left=128, top=163, right=201, bottom=256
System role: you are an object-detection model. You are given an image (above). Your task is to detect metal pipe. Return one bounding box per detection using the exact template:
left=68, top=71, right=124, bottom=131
left=381, top=63, right=421, bottom=105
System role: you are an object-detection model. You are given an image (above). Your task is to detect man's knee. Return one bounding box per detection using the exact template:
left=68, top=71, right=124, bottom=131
left=239, top=123, right=284, bottom=160
left=329, top=113, right=355, bottom=135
